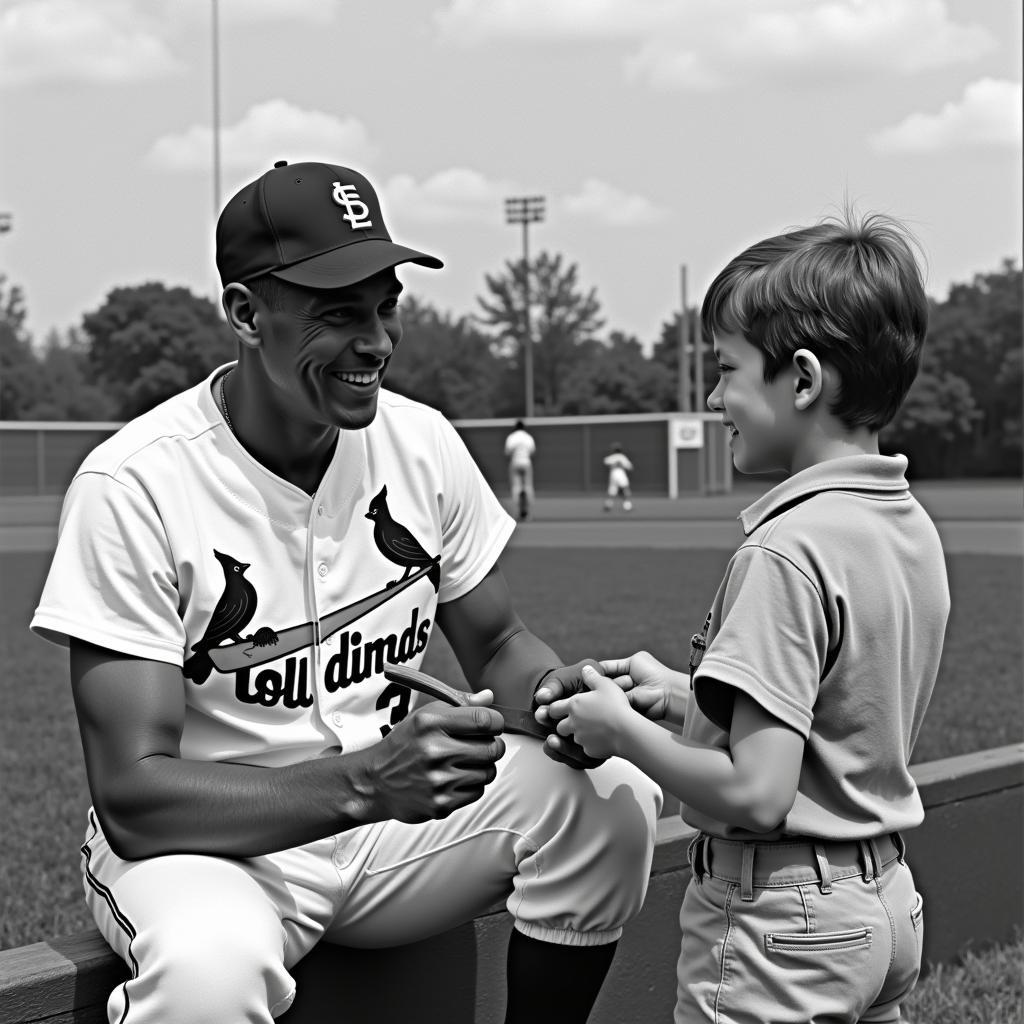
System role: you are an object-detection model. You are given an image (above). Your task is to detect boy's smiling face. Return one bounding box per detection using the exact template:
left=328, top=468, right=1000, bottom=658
left=707, top=330, right=802, bottom=476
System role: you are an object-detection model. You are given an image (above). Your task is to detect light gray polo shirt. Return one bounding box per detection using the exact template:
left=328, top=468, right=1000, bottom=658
left=682, top=454, right=950, bottom=841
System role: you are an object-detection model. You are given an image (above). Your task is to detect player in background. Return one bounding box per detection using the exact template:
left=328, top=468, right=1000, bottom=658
left=504, top=419, right=536, bottom=521
left=32, top=161, right=660, bottom=1024
left=603, top=442, right=633, bottom=513
left=540, top=212, right=948, bottom=1023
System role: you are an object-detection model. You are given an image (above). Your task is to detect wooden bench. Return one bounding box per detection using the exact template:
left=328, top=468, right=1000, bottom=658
left=2, top=744, right=1020, bottom=1024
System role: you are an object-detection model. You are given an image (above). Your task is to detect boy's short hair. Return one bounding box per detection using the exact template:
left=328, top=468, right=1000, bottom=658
left=701, top=212, right=929, bottom=431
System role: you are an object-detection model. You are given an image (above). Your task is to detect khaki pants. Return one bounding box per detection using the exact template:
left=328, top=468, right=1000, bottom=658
left=676, top=833, right=924, bottom=1023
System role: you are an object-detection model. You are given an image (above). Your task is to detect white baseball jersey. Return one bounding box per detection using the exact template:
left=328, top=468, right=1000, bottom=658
left=503, top=429, right=535, bottom=469
left=604, top=452, right=633, bottom=491
left=32, top=364, right=515, bottom=768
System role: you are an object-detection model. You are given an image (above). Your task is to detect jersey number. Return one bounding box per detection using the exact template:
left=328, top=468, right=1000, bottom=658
left=376, top=681, right=412, bottom=737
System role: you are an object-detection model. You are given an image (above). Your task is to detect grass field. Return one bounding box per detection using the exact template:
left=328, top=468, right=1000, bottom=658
left=1, top=544, right=1021, bottom=951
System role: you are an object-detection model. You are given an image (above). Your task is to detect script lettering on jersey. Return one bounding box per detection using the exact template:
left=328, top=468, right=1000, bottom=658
left=325, top=606, right=431, bottom=692
left=230, top=608, right=432, bottom=709
left=235, top=655, right=314, bottom=708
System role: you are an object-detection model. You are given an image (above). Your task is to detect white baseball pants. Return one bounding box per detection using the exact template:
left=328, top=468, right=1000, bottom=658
left=81, top=736, right=662, bottom=1023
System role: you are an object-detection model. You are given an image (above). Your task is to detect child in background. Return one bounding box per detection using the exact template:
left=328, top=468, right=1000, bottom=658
left=603, top=442, right=634, bottom=512
left=539, top=212, right=949, bottom=1023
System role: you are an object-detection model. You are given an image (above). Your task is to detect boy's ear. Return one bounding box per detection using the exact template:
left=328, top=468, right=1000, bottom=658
left=791, top=349, right=824, bottom=410
left=221, top=284, right=263, bottom=350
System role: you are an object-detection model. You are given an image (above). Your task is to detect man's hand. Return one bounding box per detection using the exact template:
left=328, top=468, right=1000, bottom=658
left=362, top=692, right=505, bottom=823
left=544, top=665, right=635, bottom=761
left=599, top=651, right=690, bottom=726
left=532, top=659, right=609, bottom=769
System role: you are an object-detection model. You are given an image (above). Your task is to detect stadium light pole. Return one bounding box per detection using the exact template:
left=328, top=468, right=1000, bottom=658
left=504, top=195, right=545, bottom=418
left=678, top=264, right=691, bottom=412
left=0, top=212, right=10, bottom=420
left=211, top=0, right=222, bottom=222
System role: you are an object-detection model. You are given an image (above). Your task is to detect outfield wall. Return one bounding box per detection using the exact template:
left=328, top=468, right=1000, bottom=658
left=0, top=413, right=733, bottom=499
left=2, top=744, right=1020, bottom=1024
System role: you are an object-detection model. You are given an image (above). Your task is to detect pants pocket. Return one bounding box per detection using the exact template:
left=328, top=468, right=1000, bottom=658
left=765, top=926, right=873, bottom=954
left=910, top=891, right=924, bottom=955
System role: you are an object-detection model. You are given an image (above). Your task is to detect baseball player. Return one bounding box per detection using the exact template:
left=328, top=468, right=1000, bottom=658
left=31, top=161, right=660, bottom=1024
left=603, top=442, right=633, bottom=512
left=503, top=419, right=536, bottom=521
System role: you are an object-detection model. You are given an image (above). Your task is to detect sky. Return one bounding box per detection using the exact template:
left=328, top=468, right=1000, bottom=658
left=1, top=0, right=1021, bottom=352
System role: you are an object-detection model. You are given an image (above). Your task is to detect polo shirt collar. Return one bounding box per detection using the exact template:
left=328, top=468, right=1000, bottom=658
left=739, top=454, right=910, bottom=536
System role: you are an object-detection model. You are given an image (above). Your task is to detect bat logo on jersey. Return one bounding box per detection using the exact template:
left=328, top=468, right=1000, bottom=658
left=189, top=485, right=441, bottom=680
left=182, top=550, right=280, bottom=685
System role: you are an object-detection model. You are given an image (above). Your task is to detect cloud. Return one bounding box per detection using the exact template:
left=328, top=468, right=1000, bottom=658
left=0, top=0, right=184, bottom=87
left=166, top=0, right=339, bottom=26
left=436, top=0, right=995, bottom=91
left=870, top=78, right=1023, bottom=154
left=146, top=101, right=380, bottom=180
left=383, top=168, right=519, bottom=224
left=380, top=169, right=666, bottom=229
left=561, top=179, right=666, bottom=225
left=435, top=0, right=676, bottom=41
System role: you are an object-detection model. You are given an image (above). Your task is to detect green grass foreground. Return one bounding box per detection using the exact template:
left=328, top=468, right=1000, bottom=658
left=1, top=547, right=1021, bottom=952
left=904, top=932, right=1023, bottom=1024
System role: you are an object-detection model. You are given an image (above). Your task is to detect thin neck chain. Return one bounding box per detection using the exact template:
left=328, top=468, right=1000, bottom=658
left=218, top=369, right=234, bottom=434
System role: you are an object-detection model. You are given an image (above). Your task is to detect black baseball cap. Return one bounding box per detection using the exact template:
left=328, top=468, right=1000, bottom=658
left=215, top=161, right=443, bottom=289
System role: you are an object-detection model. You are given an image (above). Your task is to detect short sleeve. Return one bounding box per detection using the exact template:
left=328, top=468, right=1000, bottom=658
left=693, top=545, right=828, bottom=738
left=31, top=472, right=186, bottom=664
left=434, top=417, right=516, bottom=603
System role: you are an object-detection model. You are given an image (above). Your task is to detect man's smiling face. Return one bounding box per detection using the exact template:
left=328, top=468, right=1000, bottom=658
left=255, top=268, right=404, bottom=431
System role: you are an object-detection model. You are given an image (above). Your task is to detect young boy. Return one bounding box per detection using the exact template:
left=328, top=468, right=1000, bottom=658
left=603, top=442, right=634, bottom=512
left=539, top=212, right=949, bottom=1023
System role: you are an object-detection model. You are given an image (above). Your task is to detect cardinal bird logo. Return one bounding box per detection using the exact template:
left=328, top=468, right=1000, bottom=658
left=183, top=550, right=279, bottom=684
left=365, top=485, right=441, bottom=594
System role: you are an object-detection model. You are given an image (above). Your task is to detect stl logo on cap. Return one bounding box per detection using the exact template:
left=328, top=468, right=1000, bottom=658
left=332, top=181, right=373, bottom=231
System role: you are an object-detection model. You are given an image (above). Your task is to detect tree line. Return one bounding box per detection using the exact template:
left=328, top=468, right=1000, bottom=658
left=0, top=253, right=1020, bottom=477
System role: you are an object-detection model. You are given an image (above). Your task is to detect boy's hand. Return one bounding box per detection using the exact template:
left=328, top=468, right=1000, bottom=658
left=545, top=664, right=634, bottom=760
left=599, top=651, right=690, bottom=725
left=533, top=659, right=607, bottom=770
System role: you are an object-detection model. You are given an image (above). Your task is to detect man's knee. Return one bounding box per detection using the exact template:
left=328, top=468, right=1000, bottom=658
left=117, top=903, right=293, bottom=1023
left=501, top=742, right=661, bottom=878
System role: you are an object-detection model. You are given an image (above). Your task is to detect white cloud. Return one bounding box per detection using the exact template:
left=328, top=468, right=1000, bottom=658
left=435, top=0, right=677, bottom=41
left=561, top=179, right=665, bottom=226
left=146, top=101, right=380, bottom=182
left=377, top=169, right=665, bottom=229
left=0, top=0, right=183, bottom=87
left=871, top=78, right=1023, bottom=154
left=436, top=0, right=995, bottom=91
left=165, top=0, right=339, bottom=26
left=383, top=168, right=518, bottom=224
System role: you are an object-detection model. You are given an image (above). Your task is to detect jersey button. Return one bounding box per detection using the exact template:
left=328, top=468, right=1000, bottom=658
left=317, top=563, right=328, bottom=578
left=332, top=713, right=343, bottom=726
left=317, top=505, right=325, bottom=516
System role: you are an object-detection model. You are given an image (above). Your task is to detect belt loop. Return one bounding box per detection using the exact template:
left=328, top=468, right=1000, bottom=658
left=858, top=839, right=875, bottom=882
left=702, top=835, right=713, bottom=880
left=869, top=837, right=883, bottom=875
left=687, top=834, right=705, bottom=882
left=740, top=844, right=755, bottom=902
left=893, top=831, right=907, bottom=865
left=812, top=843, right=833, bottom=894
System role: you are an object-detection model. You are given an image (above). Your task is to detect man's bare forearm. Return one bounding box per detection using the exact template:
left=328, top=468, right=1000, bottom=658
left=472, top=625, right=563, bottom=709
left=96, top=747, right=386, bottom=861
